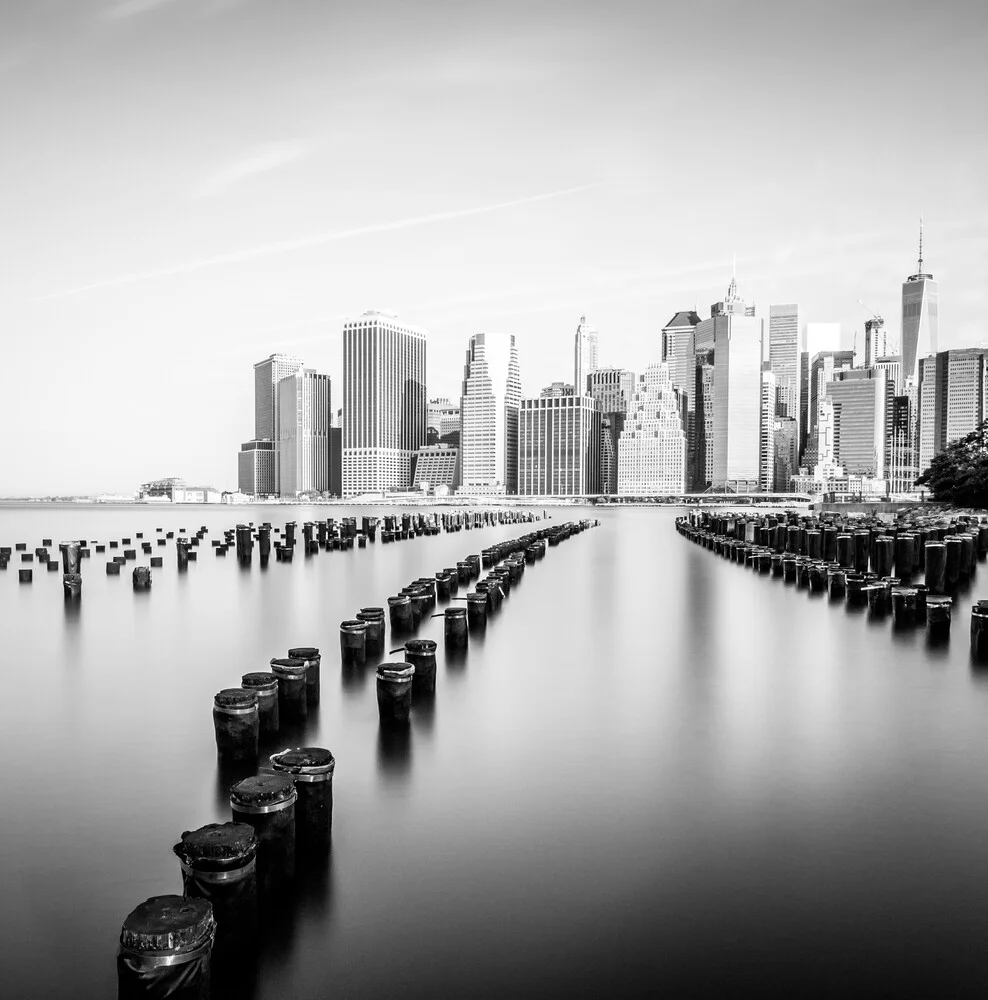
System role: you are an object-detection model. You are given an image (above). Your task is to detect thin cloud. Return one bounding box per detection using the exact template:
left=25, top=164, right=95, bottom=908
left=192, top=141, right=308, bottom=198
left=102, top=0, right=182, bottom=20
left=38, top=182, right=604, bottom=300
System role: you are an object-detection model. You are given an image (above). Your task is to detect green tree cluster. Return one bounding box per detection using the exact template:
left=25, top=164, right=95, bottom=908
left=917, top=419, right=988, bottom=507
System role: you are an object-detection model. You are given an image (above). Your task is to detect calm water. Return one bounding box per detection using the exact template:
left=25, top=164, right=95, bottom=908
left=3, top=503, right=988, bottom=998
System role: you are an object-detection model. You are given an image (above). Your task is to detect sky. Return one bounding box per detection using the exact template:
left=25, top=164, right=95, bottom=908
left=2, top=0, right=987, bottom=494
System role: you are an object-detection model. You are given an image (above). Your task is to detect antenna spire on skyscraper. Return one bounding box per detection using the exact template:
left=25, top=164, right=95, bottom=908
left=918, top=216, right=924, bottom=274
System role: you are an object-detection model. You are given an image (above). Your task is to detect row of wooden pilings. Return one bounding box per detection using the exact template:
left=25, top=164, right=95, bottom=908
left=1, top=509, right=546, bottom=597
left=675, top=509, right=988, bottom=645
left=117, top=516, right=596, bottom=998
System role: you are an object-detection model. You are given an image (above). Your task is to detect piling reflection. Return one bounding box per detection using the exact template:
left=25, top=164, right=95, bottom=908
left=377, top=724, right=412, bottom=781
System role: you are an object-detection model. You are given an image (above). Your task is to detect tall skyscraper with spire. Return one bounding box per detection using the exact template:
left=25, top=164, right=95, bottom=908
left=901, top=220, right=939, bottom=387
left=574, top=316, right=598, bottom=395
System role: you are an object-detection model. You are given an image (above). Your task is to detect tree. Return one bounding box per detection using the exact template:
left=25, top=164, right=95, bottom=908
left=917, top=419, right=988, bottom=507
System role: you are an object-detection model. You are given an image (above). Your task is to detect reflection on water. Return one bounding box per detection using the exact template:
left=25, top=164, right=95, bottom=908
left=6, top=503, right=988, bottom=997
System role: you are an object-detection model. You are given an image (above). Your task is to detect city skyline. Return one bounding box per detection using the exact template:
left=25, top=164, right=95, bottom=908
left=3, top=0, right=987, bottom=493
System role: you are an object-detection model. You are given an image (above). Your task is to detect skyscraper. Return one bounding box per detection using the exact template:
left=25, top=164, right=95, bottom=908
left=661, top=311, right=702, bottom=396
left=277, top=369, right=331, bottom=496
left=768, top=304, right=800, bottom=430
left=917, top=348, right=986, bottom=475
left=574, top=316, right=598, bottom=395
left=518, top=395, right=601, bottom=496
left=901, top=221, right=939, bottom=388
left=825, top=369, right=888, bottom=478
left=427, top=398, right=460, bottom=446
left=239, top=352, right=304, bottom=496
left=696, top=276, right=763, bottom=491
left=863, top=317, right=893, bottom=373
left=760, top=369, right=776, bottom=492
left=342, top=311, right=427, bottom=496
left=617, top=364, right=686, bottom=494
left=460, top=332, right=521, bottom=494
left=588, top=368, right=636, bottom=494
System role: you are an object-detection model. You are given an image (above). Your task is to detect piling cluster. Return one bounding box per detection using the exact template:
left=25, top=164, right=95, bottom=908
left=117, top=512, right=596, bottom=996
left=676, top=509, right=988, bottom=649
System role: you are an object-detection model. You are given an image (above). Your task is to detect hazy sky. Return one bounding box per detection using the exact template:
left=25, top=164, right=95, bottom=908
left=2, top=0, right=986, bottom=494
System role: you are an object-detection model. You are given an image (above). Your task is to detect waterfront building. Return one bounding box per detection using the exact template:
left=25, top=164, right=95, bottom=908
left=254, top=353, right=304, bottom=440
left=137, top=478, right=222, bottom=503
left=901, top=222, right=939, bottom=388
left=661, top=310, right=702, bottom=397
left=825, top=368, right=888, bottom=478
left=691, top=348, right=715, bottom=491
left=574, top=316, right=598, bottom=395
left=799, top=350, right=809, bottom=460
left=588, top=368, right=636, bottom=494
left=342, top=311, right=427, bottom=496
left=759, top=369, right=776, bottom=492
left=518, top=395, right=601, bottom=496
left=411, top=444, right=461, bottom=492
left=617, top=364, right=686, bottom=494
left=277, top=369, right=331, bottom=496
left=427, top=398, right=460, bottom=446
left=769, top=304, right=800, bottom=434
left=460, top=332, right=521, bottom=494
left=328, top=427, right=342, bottom=497
left=917, top=348, right=987, bottom=475
left=773, top=418, right=798, bottom=492
left=238, top=439, right=276, bottom=496
left=790, top=464, right=888, bottom=500
left=888, top=394, right=917, bottom=494
left=540, top=382, right=575, bottom=398
left=695, top=276, right=762, bottom=491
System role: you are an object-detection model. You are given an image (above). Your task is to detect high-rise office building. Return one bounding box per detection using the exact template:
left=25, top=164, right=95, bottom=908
left=889, top=395, right=915, bottom=494
left=692, top=348, right=715, bottom=491
left=277, top=369, right=331, bottom=496
left=518, top=395, right=601, bottom=496
left=769, top=304, right=800, bottom=430
left=588, top=368, right=636, bottom=494
left=802, top=350, right=855, bottom=469
left=760, top=369, right=776, bottom=492
left=773, top=418, right=798, bottom=491
left=460, top=332, right=521, bottom=494
left=238, top=439, right=276, bottom=496
left=254, top=353, right=304, bottom=440
left=342, top=311, right=427, bottom=496
left=917, top=348, right=986, bottom=475
left=901, top=222, right=939, bottom=388
left=862, top=317, right=894, bottom=373
left=617, top=364, right=686, bottom=494
left=825, top=369, right=888, bottom=478
left=574, top=316, right=598, bottom=395
left=411, top=444, right=460, bottom=492
left=662, top=311, right=702, bottom=396
left=694, top=276, right=763, bottom=491
left=239, top=352, right=304, bottom=496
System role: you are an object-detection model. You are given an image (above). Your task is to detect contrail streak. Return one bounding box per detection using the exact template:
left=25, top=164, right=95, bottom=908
left=39, top=182, right=603, bottom=300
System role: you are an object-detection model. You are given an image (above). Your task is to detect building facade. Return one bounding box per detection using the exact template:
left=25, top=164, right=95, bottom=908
left=277, top=369, right=331, bottom=496
left=825, top=368, right=888, bottom=478
left=574, top=316, right=598, bottom=395
left=411, top=444, right=461, bottom=492
left=917, top=348, right=986, bottom=476
left=342, top=311, right=427, bottom=496
left=618, top=363, right=686, bottom=494
left=768, top=303, right=800, bottom=433
left=661, top=310, right=702, bottom=398
left=759, top=369, right=776, bottom=492
left=901, top=223, right=939, bottom=388
left=238, top=439, right=276, bottom=496
left=588, top=368, right=636, bottom=494
left=427, top=398, right=460, bottom=446
left=518, top=395, right=601, bottom=496
left=540, top=382, right=575, bottom=398
left=460, top=332, right=521, bottom=494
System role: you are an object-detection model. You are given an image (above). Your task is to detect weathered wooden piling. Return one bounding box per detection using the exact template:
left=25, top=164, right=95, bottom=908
left=213, top=689, right=259, bottom=763
left=132, top=566, right=152, bottom=591
left=241, top=673, right=279, bottom=737
left=339, top=620, right=367, bottom=667
left=388, top=595, right=413, bottom=633
left=270, top=657, right=308, bottom=721
left=287, top=646, right=321, bottom=707
left=944, top=536, right=962, bottom=588
left=466, top=590, right=488, bottom=629
left=444, top=606, right=468, bottom=649
left=971, top=601, right=988, bottom=660
left=117, top=896, right=215, bottom=1000
left=18, top=568, right=32, bottom=583
left=925, top=542, right=946, bottom=594
left=926, top=595, right=952, bottom=638
left=891, top=587, right=919, bottom=627
left=376, top=662, right=415, bottom=725
left=873, top=536, right=894, bottom=579
left=356, top=608, right=386, bottom=656
left=176, top=537, right=189, bottom=570
left=229, top=774, right=296, bottom=893
left=173, top=823, right=257, bottom=974
left=269, top=747, right=335, bottom=851
left=106, top=562, right=121, bottom=575
left=404, top=638, right=438, bottom=695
